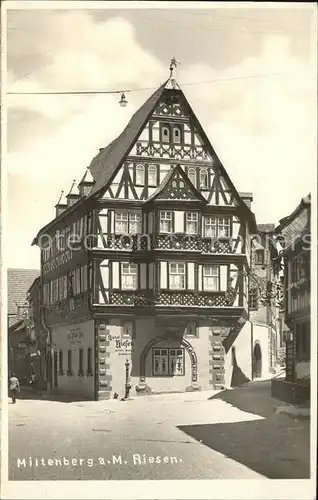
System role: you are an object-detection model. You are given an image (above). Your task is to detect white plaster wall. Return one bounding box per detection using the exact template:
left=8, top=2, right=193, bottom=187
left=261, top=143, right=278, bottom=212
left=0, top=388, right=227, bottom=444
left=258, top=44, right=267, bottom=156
left=51, top=319, right=95, bottom=399
left=106, top=317, right=212, bottom=397
left=252, top=324, right=270, bottom=379
left=223, top=322, right=271, bottom=388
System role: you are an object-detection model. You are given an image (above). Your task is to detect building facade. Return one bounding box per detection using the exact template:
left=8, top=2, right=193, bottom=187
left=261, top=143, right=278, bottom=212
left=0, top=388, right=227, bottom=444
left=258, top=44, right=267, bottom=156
left=7, top=268, right=40, bottom=381
left=272, top=195, right=311, bottom=404
left=32, top=78, right=282, bottom=400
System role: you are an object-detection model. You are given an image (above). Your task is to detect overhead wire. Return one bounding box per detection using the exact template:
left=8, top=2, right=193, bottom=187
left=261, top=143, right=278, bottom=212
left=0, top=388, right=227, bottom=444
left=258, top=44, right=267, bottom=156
left=7, top=72, right=286, bottom=96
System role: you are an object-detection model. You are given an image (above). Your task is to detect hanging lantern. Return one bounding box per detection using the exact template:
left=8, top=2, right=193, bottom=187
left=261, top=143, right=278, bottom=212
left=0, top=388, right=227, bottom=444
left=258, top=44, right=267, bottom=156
left=119, top=92, right=128, bottom=107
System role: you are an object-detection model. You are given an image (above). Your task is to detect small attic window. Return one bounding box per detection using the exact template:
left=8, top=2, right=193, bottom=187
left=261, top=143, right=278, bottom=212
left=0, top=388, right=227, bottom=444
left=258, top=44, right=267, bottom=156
left=188, top=168, right=196, bottom=186
left=148, top=165, right=157, bottom=186
left=199, top=168, right=209, bottom=189
left=135, top=164, right=145, bottom=185
left=160, top=124, right=171, bottom=143
left=172, top=126, right=182, bottom=144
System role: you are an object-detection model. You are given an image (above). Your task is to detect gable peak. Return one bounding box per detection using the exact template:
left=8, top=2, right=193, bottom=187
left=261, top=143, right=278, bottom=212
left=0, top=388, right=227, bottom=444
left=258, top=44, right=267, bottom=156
left=147, top=164, right=206, bottom=203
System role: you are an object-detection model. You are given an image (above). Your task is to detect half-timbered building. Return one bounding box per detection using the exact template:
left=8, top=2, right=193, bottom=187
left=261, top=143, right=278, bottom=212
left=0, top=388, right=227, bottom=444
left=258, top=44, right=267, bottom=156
left=32, top=74, right=275, bottom=400
left=271, top=195, right=311, bottom=404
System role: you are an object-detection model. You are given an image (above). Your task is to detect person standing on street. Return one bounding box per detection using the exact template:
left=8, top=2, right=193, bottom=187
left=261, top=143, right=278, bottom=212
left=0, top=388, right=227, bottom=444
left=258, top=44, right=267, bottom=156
left=9, top=373, right=20, bottom=404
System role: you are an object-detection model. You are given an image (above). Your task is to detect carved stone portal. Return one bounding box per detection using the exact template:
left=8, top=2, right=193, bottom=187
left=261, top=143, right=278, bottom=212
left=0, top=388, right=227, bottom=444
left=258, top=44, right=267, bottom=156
left=135, top=333, right=200, bottom=394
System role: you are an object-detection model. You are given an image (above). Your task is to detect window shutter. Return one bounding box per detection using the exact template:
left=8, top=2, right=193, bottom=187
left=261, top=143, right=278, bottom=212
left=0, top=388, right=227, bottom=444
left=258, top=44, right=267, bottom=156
left=99, top=211, right=108, bottom=233
left=112, top=262, right=119, bottom=289
left=140, top=263, right=147, bottom=289
left=100, top=262, right=109, bottom=289
left=198, top=265, right=202, bottom=291
left=220, top=265, right=228, bottom=291
left=175, top=211, right=184, bottom=232
left=109, top=210, right=115, bottom=232
left=148, top=212, right=153, bottom=232
left=187, top=262, right=195, bottom=290
left=149, top=263, right=154, bottom=289
left=160, top=262, right=167, bottom=289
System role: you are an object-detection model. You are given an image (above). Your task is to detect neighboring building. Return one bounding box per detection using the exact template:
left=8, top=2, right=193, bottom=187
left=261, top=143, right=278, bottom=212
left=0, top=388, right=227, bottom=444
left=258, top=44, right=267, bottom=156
left=272, top=195, right=311, bottom=404
left=7, top=268, right=40, bottom=380
left=31, top=74, right=273, bottom=400
left=7, top=268, right=40, bottom=326
left=245, top=223, right=281, bottom=382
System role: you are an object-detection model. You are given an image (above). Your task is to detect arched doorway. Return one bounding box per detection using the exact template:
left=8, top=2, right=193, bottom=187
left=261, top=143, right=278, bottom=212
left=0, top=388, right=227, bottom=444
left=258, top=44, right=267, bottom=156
left=136, top=334, right=200, bottom=393
left=253, top=343, right=262, bottom=379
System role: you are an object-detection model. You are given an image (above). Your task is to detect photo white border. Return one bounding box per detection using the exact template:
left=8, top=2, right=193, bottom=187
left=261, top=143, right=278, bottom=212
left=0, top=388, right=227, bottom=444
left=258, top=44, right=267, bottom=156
left=1, top=1, right=317, bottom=499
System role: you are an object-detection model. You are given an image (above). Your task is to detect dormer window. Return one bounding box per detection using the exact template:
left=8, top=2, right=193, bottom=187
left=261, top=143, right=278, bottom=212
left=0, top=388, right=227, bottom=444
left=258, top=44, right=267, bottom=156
left=136, top=164, right=145, bottom=185
left=148, top=165, right=157, bottom=186
left=188, top=168, right=196, bottom=187
left=200, top=168, right=209, bottom=189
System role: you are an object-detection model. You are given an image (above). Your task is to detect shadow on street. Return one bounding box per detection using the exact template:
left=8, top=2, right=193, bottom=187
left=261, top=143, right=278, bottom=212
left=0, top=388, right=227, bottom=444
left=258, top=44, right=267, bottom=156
left=11, top=389, right=91, bottom=404
left=178, top=381, right=310, bottom=479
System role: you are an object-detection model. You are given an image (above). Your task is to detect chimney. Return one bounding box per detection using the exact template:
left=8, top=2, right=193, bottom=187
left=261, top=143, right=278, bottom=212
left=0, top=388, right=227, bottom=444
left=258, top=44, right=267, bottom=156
left=239, top=192, right=253, bottom=209
left=78, top=167, right=95, bottom=197
left=66, top=179, right=80, bottom=207
left=55, top=191, right=67, bottom=217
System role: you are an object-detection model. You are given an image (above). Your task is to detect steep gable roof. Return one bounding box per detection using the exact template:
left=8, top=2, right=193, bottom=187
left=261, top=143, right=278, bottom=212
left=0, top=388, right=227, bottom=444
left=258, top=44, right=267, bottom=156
left=88, top=81, right=168, bottom=198
left=33, top=78, right=258, bottom=242
left=7, top=268, right=40, bottom=318
left=146, top=164, right=207, bottom=203
left=276, top=194, right=311, bottom=233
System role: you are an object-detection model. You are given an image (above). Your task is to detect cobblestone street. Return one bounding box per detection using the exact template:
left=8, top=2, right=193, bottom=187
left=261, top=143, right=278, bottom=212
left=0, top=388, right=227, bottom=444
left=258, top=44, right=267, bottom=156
left=8, top=381, right=310, bottom=481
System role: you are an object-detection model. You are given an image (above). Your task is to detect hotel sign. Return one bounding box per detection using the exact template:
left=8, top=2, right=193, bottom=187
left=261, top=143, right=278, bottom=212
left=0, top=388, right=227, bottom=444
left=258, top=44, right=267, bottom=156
left=107, top=334, right=134, bottom=355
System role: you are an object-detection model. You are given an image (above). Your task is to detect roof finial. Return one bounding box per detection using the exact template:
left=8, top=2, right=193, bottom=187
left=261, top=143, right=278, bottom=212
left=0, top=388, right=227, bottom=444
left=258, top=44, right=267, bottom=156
left=57, top=190, right=64, bottom=205
left=169, top=57, right=179, bottom=78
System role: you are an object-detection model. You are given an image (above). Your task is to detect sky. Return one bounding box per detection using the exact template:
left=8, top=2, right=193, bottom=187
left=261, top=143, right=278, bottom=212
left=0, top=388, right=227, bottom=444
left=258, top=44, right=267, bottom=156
left=4, top=2, right=317, bottom=269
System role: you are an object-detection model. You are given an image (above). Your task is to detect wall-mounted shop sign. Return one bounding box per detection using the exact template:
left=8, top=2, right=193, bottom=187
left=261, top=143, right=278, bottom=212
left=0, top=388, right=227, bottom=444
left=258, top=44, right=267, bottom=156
left=107, top=334, right=134, bottom=354
left=67, top=327, right=84, bottom=345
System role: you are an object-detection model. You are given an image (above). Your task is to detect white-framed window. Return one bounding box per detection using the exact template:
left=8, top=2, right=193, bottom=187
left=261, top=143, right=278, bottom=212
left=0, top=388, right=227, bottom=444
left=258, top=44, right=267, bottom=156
left=115, top=211, right=141, bottom=234
left=129, top=213, right=142, bottom=234
left=218, top=217, right=231, bottom=237
left=153, top=348, right=184, bottom=376
left=121, top=263, right=138, bottom=290
left=185, top=212, right=199, bottom=234
left=148, top=165, right=157, bottom=186
left=188, top=168, right=196, bottom=187
left=172, top=126, right=182, bottom=144
left=136, top=164, right=145, bottom=185
left=203, top=265, right=219, bottom=291
left=199, top=168, right=209, bottom=189
left=204, top=216, right=231, bottom=238
left=159, top=211, right=173, bottom=233
left=169, top=263, right=186, bottom=290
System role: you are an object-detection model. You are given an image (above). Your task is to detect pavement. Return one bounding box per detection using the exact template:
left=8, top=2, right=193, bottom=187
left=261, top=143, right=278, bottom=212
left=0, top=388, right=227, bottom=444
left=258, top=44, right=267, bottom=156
left=7, top=380, right=311, bottom=481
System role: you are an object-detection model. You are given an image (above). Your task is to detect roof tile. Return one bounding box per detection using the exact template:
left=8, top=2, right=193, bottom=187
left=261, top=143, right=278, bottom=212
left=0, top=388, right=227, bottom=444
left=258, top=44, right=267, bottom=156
left=7, top=268, right=40, bottom=318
